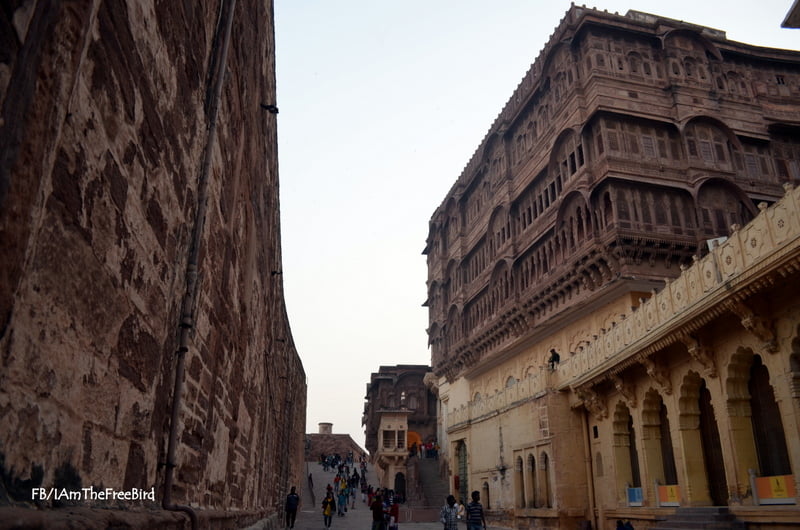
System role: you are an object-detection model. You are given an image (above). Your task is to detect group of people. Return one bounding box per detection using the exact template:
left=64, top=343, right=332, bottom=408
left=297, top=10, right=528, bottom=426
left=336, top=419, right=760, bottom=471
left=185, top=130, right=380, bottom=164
left=321, top=462, right=370, bottom=527
left=439, top=491, right=487, bottom=530
left=409, top=440, right=440, bottom=459
left=368, top=488, right=401, bottom=530
left=285, top=457, right=491, bottom=530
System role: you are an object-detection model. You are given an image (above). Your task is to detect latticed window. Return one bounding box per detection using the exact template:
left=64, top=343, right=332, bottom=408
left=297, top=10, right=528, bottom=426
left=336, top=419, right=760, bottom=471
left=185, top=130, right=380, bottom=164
left=383, top=431, right=393, bottom=448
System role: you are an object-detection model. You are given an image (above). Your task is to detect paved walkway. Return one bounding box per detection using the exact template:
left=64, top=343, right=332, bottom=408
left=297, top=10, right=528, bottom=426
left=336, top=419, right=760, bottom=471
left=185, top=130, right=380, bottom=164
left=270, top=461, right=503, bottom=530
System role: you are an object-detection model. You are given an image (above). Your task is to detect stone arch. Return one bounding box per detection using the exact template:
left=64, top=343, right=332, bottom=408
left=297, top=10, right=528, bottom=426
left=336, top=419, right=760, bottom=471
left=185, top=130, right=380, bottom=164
left=627, top=51, right=643, bottom=74
left=514, top=455, right=525, bottom=508
left=613, top=401, right=641, bottom=501
left=641, top=388, right=678, bottom=488
left=482, top=481, right=491, bottom=510
left=445, top=305, right=462, bottom=351
left=526, top=453, right=537, bottom=507
left=456, top=440, right=469, bottom=502
left=738, top=351, right=793, bottom=477
left=488, top=261, right=511, bottom=316
left=661, top=29, right=723, bottom=61
left=549, top=128, right=585, bottom=185
left=394, top=472, right=406, bottom=499
left=487, top=205, right=511, bottom=254
left=678, top=371, right=728, bottom=505
left=444, top=197, right=460, bottom=246
left=694, top=178, right=757, bottom=237
left=554, top=190, right=592, bottom=259
left=444, top=259, right=459, bottom=307
left=682, top=117, right=741, bottom=174
left=725, top=71, right=749, bottom=97
left=540, top=450, right=553, bottom=508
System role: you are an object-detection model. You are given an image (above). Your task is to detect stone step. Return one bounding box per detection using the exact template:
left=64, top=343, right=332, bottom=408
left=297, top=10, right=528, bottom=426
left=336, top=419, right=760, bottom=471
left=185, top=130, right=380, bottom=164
left=651, top=507, right=746, bottom=529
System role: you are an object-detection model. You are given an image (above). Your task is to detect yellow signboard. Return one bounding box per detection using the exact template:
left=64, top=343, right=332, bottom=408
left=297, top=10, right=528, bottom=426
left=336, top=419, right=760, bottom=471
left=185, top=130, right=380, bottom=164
left=755, top=475, right=797, bottom=505
left=658, top=485, right=680, bottom=507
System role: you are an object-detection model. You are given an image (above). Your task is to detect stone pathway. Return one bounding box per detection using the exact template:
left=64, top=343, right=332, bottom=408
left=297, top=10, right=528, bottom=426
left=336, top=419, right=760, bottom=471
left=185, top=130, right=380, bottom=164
left=247, top=461, right=506, bottom=530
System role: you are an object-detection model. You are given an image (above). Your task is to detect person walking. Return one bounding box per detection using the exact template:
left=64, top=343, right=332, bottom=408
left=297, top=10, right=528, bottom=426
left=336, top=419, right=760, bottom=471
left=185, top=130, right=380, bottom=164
left=370, top=493, right=386, bottom=530
left=322, top=491, right=336, bottom=529
left=337, top=481, right=348, bottom=516
left=387, top=499, right=400, bottom=530
left=284, top=486, right=300, bottom=529
left=466, top=490, right=487, bottom=530
left=439, top=495, right=459, bottom=530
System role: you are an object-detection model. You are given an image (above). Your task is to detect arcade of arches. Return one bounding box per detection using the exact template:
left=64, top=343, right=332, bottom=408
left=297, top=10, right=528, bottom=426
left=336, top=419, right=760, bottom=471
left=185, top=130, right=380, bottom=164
left=436, top=185, right=800, bottom=529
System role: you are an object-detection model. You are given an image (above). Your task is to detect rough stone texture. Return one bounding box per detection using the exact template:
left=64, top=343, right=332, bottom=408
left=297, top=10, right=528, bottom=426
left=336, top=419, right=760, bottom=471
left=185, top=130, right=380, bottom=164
left=0, top=0, right=306, bottom=527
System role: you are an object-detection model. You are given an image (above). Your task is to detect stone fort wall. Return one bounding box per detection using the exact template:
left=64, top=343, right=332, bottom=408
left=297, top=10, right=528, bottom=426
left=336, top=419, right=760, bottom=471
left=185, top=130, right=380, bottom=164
left=0, top=0, right=305, bottom=524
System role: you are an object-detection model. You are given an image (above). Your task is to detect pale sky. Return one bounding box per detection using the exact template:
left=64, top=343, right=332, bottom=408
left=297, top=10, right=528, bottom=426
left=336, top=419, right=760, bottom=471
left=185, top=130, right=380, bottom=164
left=273, top=0, right=798, bottom=449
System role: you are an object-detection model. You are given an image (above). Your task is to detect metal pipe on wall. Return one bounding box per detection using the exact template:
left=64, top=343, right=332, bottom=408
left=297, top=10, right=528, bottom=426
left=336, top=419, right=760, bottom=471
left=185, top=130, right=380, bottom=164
left=162, top=0, right=237, bottom=527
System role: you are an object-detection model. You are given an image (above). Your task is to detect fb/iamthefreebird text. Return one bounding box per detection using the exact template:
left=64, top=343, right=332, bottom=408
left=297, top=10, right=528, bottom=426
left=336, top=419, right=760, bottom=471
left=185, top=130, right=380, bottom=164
left=31, top=486, right=155, bottom=502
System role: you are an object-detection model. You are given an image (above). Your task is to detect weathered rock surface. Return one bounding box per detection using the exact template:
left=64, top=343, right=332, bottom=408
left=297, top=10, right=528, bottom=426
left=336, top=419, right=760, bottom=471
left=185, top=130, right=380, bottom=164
left=0, top=0, right=305, bottom=525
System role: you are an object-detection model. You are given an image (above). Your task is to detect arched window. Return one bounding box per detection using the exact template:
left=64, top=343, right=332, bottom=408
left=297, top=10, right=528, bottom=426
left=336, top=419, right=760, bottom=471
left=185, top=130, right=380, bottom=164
left=482, top=482, right=491, bottom=510
left=541, top=451, right=553, bottom=508
left=515, top=456, right=525, bottom=508
left=457, top=441, right=469, bottom=501
left=527, top=454, right=537, bottom=507
left=749, top=356, right=792, bottom=476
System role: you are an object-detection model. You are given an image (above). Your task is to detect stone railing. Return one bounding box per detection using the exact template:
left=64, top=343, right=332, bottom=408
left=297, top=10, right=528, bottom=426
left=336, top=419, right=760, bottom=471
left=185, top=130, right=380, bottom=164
left=446, top=183, right=799, bottom=430
left=557, top=183, right=799, bottom=388
left=447, top=369, right=549, bottom=431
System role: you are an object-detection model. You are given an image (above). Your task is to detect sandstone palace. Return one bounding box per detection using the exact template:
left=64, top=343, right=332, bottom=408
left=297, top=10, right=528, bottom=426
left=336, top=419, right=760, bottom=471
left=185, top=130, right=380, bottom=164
left=424, top=6, right=800, bottom=530
left=0, top=1, right=305, bottom=528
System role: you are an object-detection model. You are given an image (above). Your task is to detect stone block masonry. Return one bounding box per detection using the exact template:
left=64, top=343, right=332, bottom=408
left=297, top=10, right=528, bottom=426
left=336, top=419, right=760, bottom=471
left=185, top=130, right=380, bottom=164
left=0, top=0, right=306, bottom=526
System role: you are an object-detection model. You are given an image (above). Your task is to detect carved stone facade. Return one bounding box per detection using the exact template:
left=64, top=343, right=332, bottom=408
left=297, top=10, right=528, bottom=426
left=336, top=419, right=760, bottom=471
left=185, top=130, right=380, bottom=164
left=363, top=365, right=438, bottom=457
left=0, top=1, right=306, bottom=528
left=426, top=6, right=800, bottom=529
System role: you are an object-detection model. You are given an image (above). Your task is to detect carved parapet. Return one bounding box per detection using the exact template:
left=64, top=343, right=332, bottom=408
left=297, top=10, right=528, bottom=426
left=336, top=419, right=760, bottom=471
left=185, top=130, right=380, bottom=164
left=681, top=335, right=717, bottom=378
left=640, top=356, right=673, bottom=395
left=725, top=300, right=778, bottom=353
left=612, top=375, right=637, bottom=408
left=572, top=385, right=608, bottom=420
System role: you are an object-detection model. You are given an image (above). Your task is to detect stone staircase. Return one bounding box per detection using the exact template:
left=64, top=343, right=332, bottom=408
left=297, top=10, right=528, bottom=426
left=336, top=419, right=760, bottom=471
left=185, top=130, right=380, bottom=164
left=416, top=457, right=450, bottom=508
left=649, top=507, right=746, bottom=529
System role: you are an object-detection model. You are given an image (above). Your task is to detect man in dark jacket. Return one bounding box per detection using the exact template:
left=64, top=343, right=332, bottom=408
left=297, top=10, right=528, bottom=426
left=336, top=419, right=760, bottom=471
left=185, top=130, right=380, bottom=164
left=284, top=486, right=300, bottom=528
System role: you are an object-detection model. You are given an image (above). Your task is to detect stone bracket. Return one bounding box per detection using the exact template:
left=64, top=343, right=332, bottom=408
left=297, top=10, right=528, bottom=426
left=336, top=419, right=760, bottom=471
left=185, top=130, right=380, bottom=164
left=682, top=335, right=717, bottom=378
left=572, top=385, right=608, bottom=420
left=639, top=355, right=673, bottom=395
left=612, top=375, right=637, bottom=408
left=726, top=300, right=778, bottom=354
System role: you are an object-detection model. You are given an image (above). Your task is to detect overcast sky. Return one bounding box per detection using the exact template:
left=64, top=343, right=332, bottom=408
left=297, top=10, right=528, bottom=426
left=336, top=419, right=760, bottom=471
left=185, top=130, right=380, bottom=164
left=273, top=0, right=798, bottom=449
